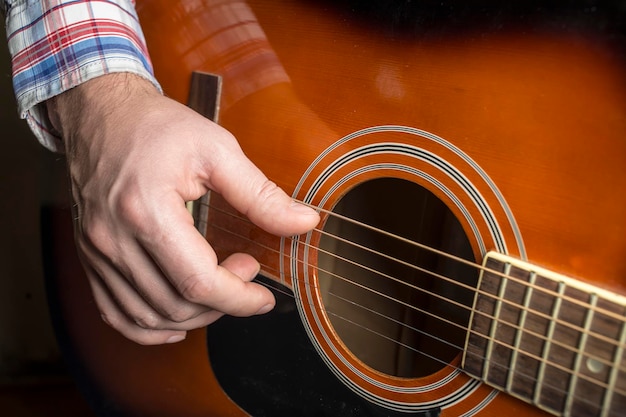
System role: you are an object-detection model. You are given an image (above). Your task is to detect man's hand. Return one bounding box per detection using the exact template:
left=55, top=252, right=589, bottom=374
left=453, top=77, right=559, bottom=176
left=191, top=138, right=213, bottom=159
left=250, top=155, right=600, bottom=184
left=47, top=73, right=320, bottom=345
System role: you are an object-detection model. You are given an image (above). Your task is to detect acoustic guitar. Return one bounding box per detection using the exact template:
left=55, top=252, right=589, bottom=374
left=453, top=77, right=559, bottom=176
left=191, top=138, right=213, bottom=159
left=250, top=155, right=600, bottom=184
left=43, top=0, right=626, bottom=416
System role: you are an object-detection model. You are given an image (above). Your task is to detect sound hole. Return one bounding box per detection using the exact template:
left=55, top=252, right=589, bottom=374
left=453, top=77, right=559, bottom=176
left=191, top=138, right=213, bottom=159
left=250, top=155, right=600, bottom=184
left=318, top=178, right=478, bottom=378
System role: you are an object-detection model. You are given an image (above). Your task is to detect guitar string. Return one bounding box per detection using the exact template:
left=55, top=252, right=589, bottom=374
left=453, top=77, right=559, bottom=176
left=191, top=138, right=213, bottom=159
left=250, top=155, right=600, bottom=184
left=253, top=268, right=623, bottom=412
left=321, top=301, right=613, bottom=415
left=206, top=230, right=626, bottom=395
left=204, top=204, right=626, bottom=368
left=311, top=227, right=626, bottom=370
left=304, top=201, right=626, bottom=325
left=258, top=242, right=625, bottom=379
left=206, top=201, right=626, bottom=347
left=200, top=205, right=626, bottom=386
left=208, top=222, right=626, bottom=394
left=207, top=200, right=626, bottom=326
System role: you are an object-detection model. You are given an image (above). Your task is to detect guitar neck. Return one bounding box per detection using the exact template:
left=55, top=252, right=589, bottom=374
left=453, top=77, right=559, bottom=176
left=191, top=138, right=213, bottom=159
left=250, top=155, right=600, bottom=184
left=463, top=252, right=626, bottom=417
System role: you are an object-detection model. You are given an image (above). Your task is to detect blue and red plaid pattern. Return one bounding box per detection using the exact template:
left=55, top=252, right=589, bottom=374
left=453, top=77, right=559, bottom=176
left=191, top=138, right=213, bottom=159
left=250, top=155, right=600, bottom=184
left=4, top=0, right=159, bottom=151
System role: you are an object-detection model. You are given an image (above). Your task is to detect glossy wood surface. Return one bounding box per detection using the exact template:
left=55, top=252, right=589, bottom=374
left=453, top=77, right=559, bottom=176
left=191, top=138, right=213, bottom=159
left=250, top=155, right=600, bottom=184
left=48, top=0, right=626, bottom=416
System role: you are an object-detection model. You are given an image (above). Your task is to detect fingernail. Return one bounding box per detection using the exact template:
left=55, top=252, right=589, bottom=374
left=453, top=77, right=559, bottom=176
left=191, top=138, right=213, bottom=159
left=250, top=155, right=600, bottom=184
left=255, top=304, right=274, bottom=315
left=166, top=334, right=186, bottom=344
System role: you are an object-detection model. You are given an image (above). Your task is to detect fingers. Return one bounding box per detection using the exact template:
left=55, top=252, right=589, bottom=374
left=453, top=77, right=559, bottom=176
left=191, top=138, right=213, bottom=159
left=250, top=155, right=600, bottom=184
left=88, top=266, right=189, bottom=345
left=138, top=199, right=276, bottom=317
left=79, top=226, right=268, bottom=344
left=79, top=241, right=214, bottom=344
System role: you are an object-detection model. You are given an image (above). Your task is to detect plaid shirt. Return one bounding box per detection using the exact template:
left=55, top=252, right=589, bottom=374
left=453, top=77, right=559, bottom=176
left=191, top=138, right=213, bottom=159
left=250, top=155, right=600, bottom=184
left=3, top=0, right=160, bottom=151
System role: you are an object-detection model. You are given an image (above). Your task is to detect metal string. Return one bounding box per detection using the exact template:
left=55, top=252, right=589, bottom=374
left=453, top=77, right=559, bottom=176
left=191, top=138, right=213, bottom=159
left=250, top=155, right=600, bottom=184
left=201, top=202, right=626, bottom=408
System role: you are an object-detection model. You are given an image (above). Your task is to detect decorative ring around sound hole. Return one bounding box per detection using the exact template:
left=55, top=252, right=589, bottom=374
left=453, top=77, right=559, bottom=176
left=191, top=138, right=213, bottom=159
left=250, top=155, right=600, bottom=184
left=286, top=125, right=524, bottom=413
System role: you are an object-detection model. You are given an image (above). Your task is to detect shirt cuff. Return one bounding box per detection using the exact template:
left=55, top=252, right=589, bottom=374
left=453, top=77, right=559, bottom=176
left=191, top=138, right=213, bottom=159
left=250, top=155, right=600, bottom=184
left=5, top=0, right=161, bottom=152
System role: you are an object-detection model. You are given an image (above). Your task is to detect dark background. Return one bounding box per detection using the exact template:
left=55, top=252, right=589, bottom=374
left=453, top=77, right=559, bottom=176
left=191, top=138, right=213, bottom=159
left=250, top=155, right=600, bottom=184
left=0, top=29, right=94, bottom=416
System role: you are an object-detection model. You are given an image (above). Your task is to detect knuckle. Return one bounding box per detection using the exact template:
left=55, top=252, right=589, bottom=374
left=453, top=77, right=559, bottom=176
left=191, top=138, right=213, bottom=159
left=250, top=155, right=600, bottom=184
left=115, top=193, right=146, bottom=230
left=179, top=274, right=213, bottom=304
left=81, top=218, right=114, bottom=254
left=133, top=312, right=161, bottom=330
left=256, top=180, right=281, bottom=203
left=99, top=306, right=171, bottom=346
left=162, top=306, right=196, bottom=323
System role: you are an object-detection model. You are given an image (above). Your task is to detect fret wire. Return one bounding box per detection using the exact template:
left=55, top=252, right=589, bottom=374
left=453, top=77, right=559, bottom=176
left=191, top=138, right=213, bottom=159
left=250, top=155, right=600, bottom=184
left=483, top=263, right=511, bottom=382
left=209, top=221, right=626, bottom=373
left=533, top=281, right=565, bottom=407
left=601, top=311, right=626, bottom=417
left=564, top=293, right=598, bottom=415
left=506, top=271, right=537, bottom=392
left=204, top=200, right=626, bottom=327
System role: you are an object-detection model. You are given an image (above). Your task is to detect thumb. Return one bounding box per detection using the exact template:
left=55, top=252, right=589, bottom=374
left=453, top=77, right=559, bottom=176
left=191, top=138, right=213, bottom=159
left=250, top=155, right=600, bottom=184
left=207, top=139, right=319, bottom=236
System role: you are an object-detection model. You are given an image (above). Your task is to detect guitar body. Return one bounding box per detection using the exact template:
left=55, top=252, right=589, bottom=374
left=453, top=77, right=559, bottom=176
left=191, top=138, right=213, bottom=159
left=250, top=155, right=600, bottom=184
left=44, top=0, right=626, bottom=416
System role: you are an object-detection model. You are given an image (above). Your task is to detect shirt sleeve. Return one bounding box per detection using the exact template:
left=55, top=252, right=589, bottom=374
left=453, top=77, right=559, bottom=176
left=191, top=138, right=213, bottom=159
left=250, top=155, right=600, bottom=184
left=4, top=0, right=161, bottom=152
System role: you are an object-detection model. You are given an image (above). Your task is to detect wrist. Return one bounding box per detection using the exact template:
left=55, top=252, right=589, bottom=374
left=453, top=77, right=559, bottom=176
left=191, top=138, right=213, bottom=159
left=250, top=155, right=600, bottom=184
left=46, top=73, right=161, bottom=142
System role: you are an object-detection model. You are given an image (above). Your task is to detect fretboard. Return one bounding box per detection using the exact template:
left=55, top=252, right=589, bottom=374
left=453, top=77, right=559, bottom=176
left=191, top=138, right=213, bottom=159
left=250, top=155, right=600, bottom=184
left=462, top=252, right=626, bottom=417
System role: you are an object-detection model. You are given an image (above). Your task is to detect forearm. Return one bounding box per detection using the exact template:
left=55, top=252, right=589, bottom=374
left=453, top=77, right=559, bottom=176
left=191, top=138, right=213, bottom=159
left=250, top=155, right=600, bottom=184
left=4, top=0, right=160, bottom=151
